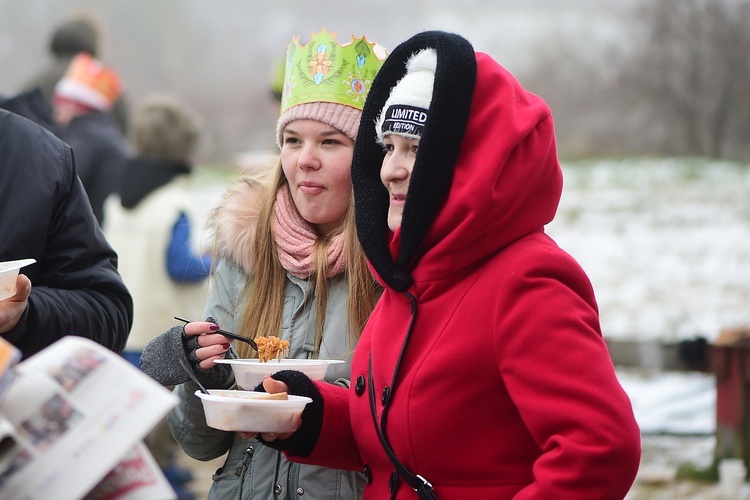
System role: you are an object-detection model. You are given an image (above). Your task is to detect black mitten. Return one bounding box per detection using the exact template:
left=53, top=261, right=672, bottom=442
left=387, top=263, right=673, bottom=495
left=255, top=370, right=323, bottom=456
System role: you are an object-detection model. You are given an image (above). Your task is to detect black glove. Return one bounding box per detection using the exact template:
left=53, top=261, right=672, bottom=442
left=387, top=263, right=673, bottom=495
left=255, top=370, right=323, bottom=456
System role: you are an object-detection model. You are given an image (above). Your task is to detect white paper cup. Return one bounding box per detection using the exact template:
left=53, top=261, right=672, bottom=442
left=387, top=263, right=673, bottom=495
left=0, top=259, right=35, bottom=300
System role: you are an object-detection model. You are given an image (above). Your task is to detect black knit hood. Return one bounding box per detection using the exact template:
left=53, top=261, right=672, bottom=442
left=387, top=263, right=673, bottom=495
left=352, top=31, right=476, bottom=292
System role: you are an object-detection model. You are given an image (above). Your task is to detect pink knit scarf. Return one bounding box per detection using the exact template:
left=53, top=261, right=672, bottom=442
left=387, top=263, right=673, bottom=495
left=272, top=184, right=347, bottom=279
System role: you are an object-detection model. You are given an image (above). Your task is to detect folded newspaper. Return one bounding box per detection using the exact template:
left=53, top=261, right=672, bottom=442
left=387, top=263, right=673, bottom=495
left=0, top=335, right=21, bottom=403
left=0, top=336, right=179, bottom=500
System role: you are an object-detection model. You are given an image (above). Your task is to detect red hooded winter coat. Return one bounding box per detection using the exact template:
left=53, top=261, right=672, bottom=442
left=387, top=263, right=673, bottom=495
left=287, top=32, right=641, bottom=499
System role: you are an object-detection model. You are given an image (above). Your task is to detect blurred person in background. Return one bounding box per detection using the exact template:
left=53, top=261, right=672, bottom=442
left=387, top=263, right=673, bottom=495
left=23, top=16, right=129, bottom=134
left=140, top=29, right=384, bottom=500
left=104, top=94, right=212, bottom=370
left=103, top=94, right=212, bottom=500
left=252, top=31, right=641, bottom=499
left=53, top=53, right=131, bottom=226
left=0, top=106, right=133, bottom=360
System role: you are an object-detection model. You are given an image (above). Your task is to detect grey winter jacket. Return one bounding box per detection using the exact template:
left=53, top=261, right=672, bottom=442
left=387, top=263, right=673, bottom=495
left=168, top=257, right=364, bottom=500
left=140, top=176, right=365, bottom=499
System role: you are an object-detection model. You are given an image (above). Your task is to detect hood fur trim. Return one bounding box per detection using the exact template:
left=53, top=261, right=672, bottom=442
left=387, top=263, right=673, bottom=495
left=210, top=176, right=266, bottom=275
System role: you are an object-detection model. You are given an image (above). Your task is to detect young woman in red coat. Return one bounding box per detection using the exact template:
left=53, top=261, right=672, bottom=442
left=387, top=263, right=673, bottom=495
left=255, top=31, right=642, bottom=499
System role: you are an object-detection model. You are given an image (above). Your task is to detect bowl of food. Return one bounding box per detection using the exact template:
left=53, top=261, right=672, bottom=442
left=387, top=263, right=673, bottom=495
left=195, top=389, right=312, bottom=433
left=0, top=259, right=35, bottom=301
left=214, top=358, right=345, bottom=390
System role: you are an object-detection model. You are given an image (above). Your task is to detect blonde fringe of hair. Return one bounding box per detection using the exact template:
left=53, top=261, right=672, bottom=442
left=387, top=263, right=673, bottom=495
left=235, top=161, right=377, bottom=359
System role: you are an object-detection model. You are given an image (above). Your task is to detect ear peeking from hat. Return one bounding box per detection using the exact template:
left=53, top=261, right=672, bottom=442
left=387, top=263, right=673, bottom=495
left=375, top=48, right=437, bottom=144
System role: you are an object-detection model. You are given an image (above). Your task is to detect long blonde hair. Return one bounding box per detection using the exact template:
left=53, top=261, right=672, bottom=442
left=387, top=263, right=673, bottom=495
left=235, top=162, right=378, bottom=358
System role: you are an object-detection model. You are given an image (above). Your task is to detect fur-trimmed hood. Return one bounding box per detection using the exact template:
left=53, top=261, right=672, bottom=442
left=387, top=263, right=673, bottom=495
left=209, top=176, right=266, bottom=275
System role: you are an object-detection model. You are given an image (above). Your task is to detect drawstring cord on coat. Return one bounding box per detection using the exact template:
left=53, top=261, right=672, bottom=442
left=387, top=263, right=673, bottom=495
left=368, top=291, right=438, bottom=499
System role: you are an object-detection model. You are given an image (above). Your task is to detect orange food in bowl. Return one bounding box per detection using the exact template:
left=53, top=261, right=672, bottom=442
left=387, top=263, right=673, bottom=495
left=256, top=336, right=290, bottom=362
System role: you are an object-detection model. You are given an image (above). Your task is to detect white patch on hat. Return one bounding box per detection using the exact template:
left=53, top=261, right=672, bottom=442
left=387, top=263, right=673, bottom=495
left=376, top=48, right=437, bottom=144
left=54, top=78, right=112, bottom=111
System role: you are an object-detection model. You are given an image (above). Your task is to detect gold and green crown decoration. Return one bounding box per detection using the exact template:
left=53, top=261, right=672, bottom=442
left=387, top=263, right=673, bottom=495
left=280, top=28, right=386, bottom=114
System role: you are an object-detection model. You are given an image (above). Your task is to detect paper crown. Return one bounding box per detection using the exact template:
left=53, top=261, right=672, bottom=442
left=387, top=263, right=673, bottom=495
left=280, top=28, right=386, bottom=114
left=54, top=53, right=123, bottom=111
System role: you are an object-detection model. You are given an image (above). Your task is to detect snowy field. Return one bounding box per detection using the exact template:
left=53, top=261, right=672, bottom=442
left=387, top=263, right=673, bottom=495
left=545, top=158, right=750, bottom=441
left=548, top=157, right=750, bottom=344
left=545, top=158, right=750, bottom=495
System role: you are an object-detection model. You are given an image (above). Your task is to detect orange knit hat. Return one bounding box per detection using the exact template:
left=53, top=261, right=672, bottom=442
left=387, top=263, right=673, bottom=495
left=54, top=53, right=123, bottom=111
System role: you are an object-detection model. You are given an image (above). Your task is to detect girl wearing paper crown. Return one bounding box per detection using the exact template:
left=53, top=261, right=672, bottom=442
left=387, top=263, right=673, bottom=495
left=140, top=29, right=384, bottom=499
left=253, top=31, right=641, bottom=498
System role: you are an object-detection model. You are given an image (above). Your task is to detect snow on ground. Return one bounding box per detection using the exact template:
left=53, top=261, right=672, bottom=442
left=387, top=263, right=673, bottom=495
left=547, top=158, right=750, bottom=438
left=543, top=158, right=750, bottom=493
left=548, top=158, right=750, bottom=344
left=617, top=369, right=716, bottom=434
left=541, top=158, right=750, bottom=491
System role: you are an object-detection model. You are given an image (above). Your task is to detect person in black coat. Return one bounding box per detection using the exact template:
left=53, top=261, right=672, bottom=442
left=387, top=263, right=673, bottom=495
left=0, top=107, right=133, bottom=359
left=53, top=53, right=131, bottom=226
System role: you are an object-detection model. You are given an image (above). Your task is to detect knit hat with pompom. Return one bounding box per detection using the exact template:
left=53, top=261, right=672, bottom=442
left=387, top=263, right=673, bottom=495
left=375, top=48, right=437, bottom=143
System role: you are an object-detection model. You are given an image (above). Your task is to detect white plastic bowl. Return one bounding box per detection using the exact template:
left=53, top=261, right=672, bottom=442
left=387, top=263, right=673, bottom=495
left=0, top=259, right=35, bottom=300
left=214, top=358, right=344, bottom=390
left=195, top=389, right=312, bottom=433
